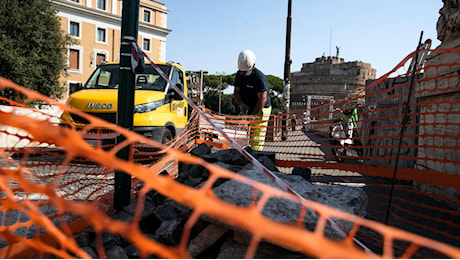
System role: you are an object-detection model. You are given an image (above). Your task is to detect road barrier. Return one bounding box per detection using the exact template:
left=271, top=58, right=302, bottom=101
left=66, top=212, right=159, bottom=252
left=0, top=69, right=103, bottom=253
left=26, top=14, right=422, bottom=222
left=0, top=46, right=459, bottom=258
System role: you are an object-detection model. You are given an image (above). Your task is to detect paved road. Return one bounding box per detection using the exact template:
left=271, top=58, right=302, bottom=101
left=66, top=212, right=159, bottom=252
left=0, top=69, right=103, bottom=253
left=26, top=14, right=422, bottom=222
left=0, top=151, right=115, bottom=201
left=264, top=127, right=364, bottom=183
left=265, top=128, right=460, bottom=257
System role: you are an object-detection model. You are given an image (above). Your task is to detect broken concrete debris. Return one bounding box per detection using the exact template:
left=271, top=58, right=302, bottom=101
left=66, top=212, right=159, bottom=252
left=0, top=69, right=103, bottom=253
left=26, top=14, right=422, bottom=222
left=72, top=143, right=367, bottom=258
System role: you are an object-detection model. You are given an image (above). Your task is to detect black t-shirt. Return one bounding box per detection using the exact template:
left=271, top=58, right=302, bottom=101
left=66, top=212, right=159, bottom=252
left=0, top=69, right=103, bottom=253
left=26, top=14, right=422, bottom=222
left=234, top=68, right=271, bottom=113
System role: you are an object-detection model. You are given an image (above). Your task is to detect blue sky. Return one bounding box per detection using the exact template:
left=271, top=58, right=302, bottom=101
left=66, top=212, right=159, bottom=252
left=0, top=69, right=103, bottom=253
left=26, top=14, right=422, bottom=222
left=161, top=0, right=442, bottom=79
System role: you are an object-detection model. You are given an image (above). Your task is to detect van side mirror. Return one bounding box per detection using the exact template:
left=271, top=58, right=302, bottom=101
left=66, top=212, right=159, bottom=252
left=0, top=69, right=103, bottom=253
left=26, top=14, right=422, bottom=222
left=69, top=82, right=83, bottom=94
left=167, top=84, right=184, bottom=100
left=167, top=89, right=183, bottom=101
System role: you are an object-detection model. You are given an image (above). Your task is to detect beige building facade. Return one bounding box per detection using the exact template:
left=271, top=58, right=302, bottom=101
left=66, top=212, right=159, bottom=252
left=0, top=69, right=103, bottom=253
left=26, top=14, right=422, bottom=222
left=51, top=0, right=171, bottom=99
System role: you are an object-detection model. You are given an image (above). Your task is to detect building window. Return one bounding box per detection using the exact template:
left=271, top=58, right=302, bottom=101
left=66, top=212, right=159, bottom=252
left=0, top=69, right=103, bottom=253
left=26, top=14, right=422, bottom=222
left=96, top=53, right=106, bottom=65
left=143, top=10, right=151, bottom=22
left=69, top=49, right=80, bottom=70
left=70, top=0, right=79, bottom=2
left=96, top=28, right=106, bottom=43
left=69, top=21, right=79, bottom=37
left=143, top=38, right=150, bottom=51
left=97, top=0, right=106, bottom=10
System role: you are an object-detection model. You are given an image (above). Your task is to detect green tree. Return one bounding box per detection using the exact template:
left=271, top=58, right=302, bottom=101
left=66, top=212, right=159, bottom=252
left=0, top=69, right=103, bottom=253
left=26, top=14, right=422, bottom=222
left=0, top=0, right=75, bottom=101
left=203, top=73, right=284, bottom=114
left=266, top=75, right=284, bottom=113
left=203, top=74, right=234, bottom=113
left=267, top=75, right=284, bottom=95
left=203, top=74, right=234, bottom=93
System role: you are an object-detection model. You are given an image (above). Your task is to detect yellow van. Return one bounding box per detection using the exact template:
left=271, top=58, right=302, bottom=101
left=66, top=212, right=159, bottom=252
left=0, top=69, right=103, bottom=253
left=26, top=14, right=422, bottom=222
left=60, top=61, right=188, bottom=144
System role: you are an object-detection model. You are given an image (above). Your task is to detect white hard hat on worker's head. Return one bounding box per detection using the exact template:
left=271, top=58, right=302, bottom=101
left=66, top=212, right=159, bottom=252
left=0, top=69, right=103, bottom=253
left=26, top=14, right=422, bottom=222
left=238, top=49, right=256, bottom=71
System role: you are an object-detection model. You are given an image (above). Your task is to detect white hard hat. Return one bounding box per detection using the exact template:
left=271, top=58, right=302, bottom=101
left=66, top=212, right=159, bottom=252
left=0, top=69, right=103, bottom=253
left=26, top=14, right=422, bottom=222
left=238, top=49, right=256, bottom=71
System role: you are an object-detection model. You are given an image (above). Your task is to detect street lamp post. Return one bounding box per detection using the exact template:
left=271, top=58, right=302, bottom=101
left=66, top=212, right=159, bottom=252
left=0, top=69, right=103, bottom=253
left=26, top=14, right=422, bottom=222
left=282, top=0, right=292, bottom=141
left=199, top=70, right=208, bottom=106
left=114, top=0, right=140, bottom=211
left=217, top=72, right=225, bottom=114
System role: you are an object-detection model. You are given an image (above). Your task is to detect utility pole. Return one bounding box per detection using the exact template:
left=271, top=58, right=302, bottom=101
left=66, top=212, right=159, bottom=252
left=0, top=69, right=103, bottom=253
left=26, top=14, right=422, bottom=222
left=114, top=0, right=140, bottom=211
left=282, top=0, right=292, bottom=141
left=218, top=73, right=222, bottom=113
left=199, top=71, right=206, bottom=106
left=217, top=72, right=225, bottom=114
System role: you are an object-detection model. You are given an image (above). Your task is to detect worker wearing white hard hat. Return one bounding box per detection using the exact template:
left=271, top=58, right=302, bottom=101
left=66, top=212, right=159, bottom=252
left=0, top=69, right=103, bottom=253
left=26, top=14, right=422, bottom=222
left=237, top=49, right=257, bottom=76
left=234, top=49, right=272, bottom=151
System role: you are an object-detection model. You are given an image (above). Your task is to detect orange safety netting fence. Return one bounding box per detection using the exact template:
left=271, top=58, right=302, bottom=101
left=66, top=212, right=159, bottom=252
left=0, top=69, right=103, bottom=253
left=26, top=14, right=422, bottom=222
left=0, top=46, right=458, bottom=258
left=196, top=46, right=460, bottom=258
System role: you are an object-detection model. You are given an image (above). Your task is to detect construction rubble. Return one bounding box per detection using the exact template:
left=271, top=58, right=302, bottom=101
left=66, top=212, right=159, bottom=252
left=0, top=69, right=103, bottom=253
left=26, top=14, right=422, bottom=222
left=75, top=143, right=368, bottom=258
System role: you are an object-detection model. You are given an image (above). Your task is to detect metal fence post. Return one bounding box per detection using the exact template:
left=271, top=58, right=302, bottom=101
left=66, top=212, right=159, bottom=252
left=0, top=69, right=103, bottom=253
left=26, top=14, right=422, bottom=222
left=114, top=0, right=140, bottom=211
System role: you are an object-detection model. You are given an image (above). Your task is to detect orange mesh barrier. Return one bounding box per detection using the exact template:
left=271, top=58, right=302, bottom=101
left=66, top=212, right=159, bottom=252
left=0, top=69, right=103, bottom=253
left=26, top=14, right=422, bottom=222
left=0, top=47, right=459, bottom=258
left=195, top=47, right=460, bottom=257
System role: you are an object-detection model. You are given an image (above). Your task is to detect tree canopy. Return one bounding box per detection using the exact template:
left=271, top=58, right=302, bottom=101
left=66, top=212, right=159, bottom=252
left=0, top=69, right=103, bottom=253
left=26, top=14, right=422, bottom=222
left=0, top=0, right=75, bottom=101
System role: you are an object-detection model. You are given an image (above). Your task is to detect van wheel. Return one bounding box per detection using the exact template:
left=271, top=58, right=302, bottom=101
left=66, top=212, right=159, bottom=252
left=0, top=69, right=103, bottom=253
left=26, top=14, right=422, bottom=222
left=162, top=128, right=173, bottom=144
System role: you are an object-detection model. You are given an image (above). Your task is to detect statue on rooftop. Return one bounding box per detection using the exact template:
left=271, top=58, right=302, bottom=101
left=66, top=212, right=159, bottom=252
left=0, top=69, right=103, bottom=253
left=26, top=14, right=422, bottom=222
left=437, top=0, right=460, bottom=44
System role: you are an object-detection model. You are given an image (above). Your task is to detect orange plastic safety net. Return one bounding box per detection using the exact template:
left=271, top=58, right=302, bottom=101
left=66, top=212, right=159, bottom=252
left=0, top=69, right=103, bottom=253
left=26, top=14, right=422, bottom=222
left=195, top=47, right=460, bottom=258
left=0, top=46, right=458, bottom=259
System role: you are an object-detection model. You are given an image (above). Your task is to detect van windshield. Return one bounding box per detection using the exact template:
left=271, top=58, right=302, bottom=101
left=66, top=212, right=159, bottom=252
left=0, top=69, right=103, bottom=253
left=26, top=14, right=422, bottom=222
left=84, top=64, right=172, bottom=91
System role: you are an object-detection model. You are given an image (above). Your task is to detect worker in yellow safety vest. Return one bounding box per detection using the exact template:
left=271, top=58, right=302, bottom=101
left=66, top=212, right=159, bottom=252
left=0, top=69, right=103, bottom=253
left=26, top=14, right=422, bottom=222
left=233, top=49, right=272, bottom=151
